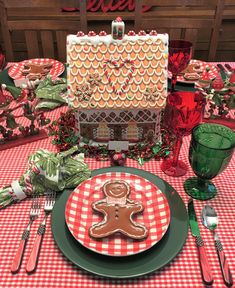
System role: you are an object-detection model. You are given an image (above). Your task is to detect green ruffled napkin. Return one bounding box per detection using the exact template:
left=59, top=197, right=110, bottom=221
left=35, top=76, right=67, bottom=110
left=0, top=146, right=91, bottom=209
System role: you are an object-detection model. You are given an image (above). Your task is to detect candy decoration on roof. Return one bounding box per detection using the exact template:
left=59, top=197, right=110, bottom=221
left=76, top=31, right=85, bottom=37
left=99, top=31, right=107, bottom=36
left=118, top=27, right=123, bottom=39
left=75, top=83, right=93, bottom=102
left=138, top=30, right=146, bottom=36
left=87, top=73, right=102, bottom=88
left=128, top=30, right=136, bottom=36
left=149, top=30, right=158, bottom=36
left=144, top=86, right=161, bottom=102
left=112, top=26, right=118, bottom=39
left=88, top=31, right=96, bottom=36
left=112, top=17, right=125, bottom=40
left=103, top=59, right=135, bottom=95
left=116, top=17, right=122, bottom=22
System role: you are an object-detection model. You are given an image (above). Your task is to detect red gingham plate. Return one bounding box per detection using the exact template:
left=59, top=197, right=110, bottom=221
left=8, top=58, right=64, bottom=80
left=65, top=172, right=170, bottom=257
left=168, top=59, right=218, bottom=84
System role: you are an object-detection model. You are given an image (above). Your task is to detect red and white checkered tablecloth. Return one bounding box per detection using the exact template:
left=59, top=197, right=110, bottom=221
left=0, top=123, right=234, bottom=288
left=0, top=63, right=234, bottom=287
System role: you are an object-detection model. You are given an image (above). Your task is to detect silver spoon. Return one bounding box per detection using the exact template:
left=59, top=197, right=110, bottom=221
left=202, top=205, right=233, bottom=287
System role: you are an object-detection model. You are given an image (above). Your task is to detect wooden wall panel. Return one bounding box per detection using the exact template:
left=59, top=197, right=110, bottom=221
left=0, top=0, right=235, bottom=61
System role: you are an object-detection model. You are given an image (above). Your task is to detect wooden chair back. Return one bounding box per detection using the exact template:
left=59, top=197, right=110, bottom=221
left=134, top=0, right=225, bottom=60
left=0, top=0, right=87, bottom=62
left=223, top=0, right=235, bottom=19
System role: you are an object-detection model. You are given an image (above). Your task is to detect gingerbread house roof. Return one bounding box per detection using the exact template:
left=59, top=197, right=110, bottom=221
left=66, top=33, right=168, bottom=110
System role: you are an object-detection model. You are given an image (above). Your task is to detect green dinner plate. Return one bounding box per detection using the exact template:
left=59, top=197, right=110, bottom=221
left=51, top=167, right=188, bottom=279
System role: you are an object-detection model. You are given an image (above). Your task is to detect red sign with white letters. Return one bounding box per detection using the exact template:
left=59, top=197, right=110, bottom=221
left=86, top=0, right=152, bottom=12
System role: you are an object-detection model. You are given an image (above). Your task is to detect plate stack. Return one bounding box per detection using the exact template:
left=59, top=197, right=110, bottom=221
left=51, top=167, right=188, bottom=278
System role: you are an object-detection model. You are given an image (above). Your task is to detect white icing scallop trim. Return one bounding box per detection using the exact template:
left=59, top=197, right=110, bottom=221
left=93, top=94, right=102, bottom=102
left=134, top=62, right=143, bottom=69
left=67, top=33, right=168, bottom=47
left=69, top=77, right=78, bottom=85
left=142, top=78, right=152, bottom=85
left=105, top=86, right=114, bottom=94
left=136, top=54, right=146, bottom=61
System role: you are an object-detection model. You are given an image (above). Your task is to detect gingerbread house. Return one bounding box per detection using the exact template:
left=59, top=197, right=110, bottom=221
left=66, top=18, right=168, bottom=144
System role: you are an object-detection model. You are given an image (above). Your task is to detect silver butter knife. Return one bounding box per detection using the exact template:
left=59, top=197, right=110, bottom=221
left=188, top=199, right=213, bottom=286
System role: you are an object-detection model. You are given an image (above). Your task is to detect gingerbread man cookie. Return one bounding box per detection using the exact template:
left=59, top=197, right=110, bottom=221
left=22, top=62, right=53, bottom=80
left=89, top=180, right=148, bottom=240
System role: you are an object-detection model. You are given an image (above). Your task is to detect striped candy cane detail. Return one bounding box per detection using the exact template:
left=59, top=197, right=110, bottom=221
left=103, top=59, right=135, bottom=95
left=25, top=163, right=40, bottom=195
left=31, top=164, right=40, bottom=175
left=25, top=173, right=33, bottom=194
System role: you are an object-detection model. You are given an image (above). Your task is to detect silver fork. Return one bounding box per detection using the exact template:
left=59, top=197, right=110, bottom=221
left=11, top=196, right=41, bottom=273
left=26, top=190, right=56, bottom=273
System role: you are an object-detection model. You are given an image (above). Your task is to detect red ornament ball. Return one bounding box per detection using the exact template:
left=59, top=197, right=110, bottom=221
left=110, top=152, right=127, bottom=166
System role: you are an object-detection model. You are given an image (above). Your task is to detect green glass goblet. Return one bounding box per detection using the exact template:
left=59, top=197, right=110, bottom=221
left=184, top=123, right=235, bottom=200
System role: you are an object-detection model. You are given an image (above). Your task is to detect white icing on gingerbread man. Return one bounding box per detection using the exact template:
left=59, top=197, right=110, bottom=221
left=89, top=180, right=148, bottom=240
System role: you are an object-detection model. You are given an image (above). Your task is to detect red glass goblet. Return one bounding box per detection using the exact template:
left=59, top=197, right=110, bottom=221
left=168, top=40, right=192, bottom=91
left=161, top=91, right=205, bottom=177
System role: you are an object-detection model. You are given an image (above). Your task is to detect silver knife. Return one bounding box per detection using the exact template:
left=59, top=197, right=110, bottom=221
left=188, top=199, right=213, bottom=285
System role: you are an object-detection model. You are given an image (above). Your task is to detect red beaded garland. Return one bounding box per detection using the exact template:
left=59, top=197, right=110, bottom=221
left=110, top=152, right=127, bottom=166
